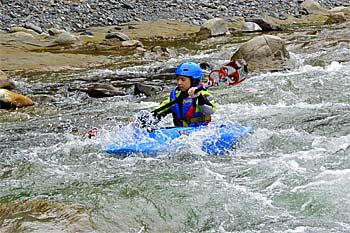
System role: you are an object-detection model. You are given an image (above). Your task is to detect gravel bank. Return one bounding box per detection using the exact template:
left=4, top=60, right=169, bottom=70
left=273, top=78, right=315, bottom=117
left=0, top=0, right=348, bottom=32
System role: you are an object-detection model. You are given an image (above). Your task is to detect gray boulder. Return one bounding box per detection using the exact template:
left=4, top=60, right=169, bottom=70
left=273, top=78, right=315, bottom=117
left=301, top=0, right=328, bottom=14
left=231, top=35, right=290, bottom=71
left=197, top=18, right=228, bottom=38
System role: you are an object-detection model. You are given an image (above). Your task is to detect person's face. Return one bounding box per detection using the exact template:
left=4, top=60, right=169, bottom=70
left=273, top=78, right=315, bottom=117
left=176, top=75, right=191, bottom=91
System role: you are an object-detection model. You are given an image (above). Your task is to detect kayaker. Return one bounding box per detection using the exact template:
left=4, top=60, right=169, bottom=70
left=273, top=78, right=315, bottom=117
left=154, top=61, right=216, bottom=127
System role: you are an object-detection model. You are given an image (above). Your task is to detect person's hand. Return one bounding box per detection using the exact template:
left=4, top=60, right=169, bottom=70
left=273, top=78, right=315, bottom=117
left=188, top=87, right=200, bottom=99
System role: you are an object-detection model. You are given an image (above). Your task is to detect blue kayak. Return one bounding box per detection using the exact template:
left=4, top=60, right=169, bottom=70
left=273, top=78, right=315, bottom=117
left=104, top=123, right=252, bottom=156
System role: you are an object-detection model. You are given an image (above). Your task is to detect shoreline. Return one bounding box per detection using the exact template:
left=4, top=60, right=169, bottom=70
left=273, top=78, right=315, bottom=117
left=1, top=0, right=347, bottom=32
left=0, top=5, right=349, bottom=75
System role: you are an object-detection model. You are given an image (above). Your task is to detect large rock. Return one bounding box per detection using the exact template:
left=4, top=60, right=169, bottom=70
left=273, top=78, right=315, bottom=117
left=24, top=22, right=43, bottom=34
left=0, top=71, right=16, bottom=90
left=231, top=35, right=290, bottom=71
left=301, top=0, right=328, bottom=14
left=246, top=18, right=282, bottom=31
left=242, top=22, right=262, bottom=32
left=197, top=18, right=228, bottom=38
left=0, top=89, right=34, bottom=109
left=53, top=32, right=79, bottom=45
left=225, top=17, right=245, bottom=32
left=324, top=12, right=346, bottom=24
left=329, top=7, right=350, bottom=18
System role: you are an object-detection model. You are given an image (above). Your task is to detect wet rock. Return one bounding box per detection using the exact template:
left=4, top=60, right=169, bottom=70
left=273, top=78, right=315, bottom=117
left=231, top=35, right=290, bottom=72
left=0, top=71, right=16, bottom=90
left=86, top=83, right=127, bottom=98
left=0, top=88, right=34, bottom=109
left=134, top=83, right=162, bottom=97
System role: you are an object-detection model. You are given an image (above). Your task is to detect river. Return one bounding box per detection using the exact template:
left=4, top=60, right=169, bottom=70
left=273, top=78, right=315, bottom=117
left=1, top=23, right=350, bottom=232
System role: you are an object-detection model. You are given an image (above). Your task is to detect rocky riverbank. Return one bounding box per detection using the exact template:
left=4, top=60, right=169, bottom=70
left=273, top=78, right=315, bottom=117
left=1, top=0, right=349, bottom=74
left=0, top=0, right=349, bottom=108
left=0, top=0, right=348, bottom=32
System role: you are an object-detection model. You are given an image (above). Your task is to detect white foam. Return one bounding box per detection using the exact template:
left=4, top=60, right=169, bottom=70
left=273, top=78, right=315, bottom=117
left=326, top=61, right=343, bottom=72
left=286, top=226, right=306, bottom=233
left=312, top=134, right=350, bottom=153
left=291, top=168, right=350, bottom=193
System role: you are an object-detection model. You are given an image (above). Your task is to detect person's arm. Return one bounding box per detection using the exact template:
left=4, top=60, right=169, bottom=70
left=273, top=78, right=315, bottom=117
left=197, top=91, right=216, bottom=115
left=153, top=97, right=172, bottom=120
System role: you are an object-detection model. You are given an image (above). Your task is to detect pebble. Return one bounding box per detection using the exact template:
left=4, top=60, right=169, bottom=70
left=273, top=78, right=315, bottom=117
left=0, top=0, right=347, bottom=32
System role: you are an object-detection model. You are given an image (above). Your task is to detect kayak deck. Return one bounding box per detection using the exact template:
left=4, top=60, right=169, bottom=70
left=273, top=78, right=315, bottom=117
left=105, top=123, right=252, bottom=156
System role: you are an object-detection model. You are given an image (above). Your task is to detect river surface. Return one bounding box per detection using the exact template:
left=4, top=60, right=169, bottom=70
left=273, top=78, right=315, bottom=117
left=1, top=24, right=350, bottom=232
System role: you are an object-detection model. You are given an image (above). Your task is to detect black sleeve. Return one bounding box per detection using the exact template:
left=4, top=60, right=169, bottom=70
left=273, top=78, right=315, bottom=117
left=197, top=94, right=212, bottom=106
left=153, top=108, right=171, bottom=120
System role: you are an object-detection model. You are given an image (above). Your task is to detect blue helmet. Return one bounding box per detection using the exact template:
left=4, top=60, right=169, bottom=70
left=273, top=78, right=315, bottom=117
left=175, top=62, right=202, bottom=81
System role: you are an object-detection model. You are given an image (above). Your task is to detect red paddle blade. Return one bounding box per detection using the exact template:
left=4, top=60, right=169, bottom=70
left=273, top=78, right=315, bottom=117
left=206, top=59, right=248, bottom=88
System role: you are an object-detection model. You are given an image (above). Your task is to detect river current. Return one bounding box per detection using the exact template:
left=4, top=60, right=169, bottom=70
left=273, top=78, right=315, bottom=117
left=1, top=24, right=349, bottom=232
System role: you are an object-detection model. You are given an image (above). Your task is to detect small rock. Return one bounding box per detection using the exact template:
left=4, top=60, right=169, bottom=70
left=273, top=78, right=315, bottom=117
left=121, top=40, right=143, bottom=47
left=134, top=83, right=162, bottom=97
left=24, top=22, right=43, bottom=34
left=105, top=32, right=129, bottom=41
left=87, top=83, right=127, bottom=98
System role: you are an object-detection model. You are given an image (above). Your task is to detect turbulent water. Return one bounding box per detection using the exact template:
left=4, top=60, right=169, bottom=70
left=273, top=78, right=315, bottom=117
left=1, top=24, right=350, bottom=232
